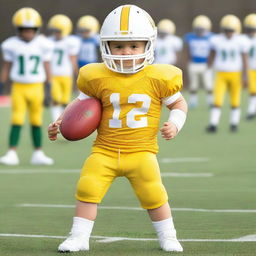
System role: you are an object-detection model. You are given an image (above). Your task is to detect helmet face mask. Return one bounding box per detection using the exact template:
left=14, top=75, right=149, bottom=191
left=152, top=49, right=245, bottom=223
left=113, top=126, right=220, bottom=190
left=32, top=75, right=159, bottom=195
left=222, top=28, right=235, bottom=33
left=77, top=28, right=92, bottom=39
left=100, top=5, right=157, bottom=74
left=245, top=27, right=256, bottom=35
left=101, top=40, right=153, bottom=73
left=17, top=27, right=39, bottom=41
left=193, top=27, right=208, bottom=36
left=101, top=39, right=154, bottom=74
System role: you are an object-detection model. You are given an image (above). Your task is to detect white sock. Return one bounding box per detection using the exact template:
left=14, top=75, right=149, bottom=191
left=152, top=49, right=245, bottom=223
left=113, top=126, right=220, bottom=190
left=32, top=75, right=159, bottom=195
left=51, top=106, right=62, bottom=122
left=247, top=96, right=256, bottom=115
left=70, top=217, right=94, bottom=237
left=230, top=108, right=241, bottom=126
left=7, top=149, right=17, bottom=153
left=189, top=94, right=198, bottom=107
left=33, top=149, right=41, bottom=154
left=152, top=218, right=176, bottom=238
left=209, top=107, right=221, bottom=126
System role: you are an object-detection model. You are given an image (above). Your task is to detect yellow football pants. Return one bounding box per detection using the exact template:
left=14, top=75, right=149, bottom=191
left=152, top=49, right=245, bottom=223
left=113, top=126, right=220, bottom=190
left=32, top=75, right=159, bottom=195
left=51, top=76, right=72, bottom=105
left=248, top=70, right=256, bottom=94
left=76, top=150, right=168, bottom=209
left=213, top=72, right=242, bottom=108
left=11, top=82, right=44, bottom=126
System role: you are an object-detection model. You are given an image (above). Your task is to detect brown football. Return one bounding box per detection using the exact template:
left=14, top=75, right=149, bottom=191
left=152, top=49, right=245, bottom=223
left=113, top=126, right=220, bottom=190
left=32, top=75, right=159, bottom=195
left=60, top=98, right=102, bottom=141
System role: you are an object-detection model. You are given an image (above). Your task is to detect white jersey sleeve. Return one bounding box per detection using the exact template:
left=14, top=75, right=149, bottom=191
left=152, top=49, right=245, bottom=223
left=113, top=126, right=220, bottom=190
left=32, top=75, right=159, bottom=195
left=39, top=35, right=54, bottom=61
left=209, top=35, right=218, bottom=50
left=173, top=36, right=183, bottom=52
left=247, top=35, right=256, bottom=70
left=1, top=36, right=16, bottom=62
left=238, top=34, right=251, bottom=54
left=67, top=35, right=81, bottom=56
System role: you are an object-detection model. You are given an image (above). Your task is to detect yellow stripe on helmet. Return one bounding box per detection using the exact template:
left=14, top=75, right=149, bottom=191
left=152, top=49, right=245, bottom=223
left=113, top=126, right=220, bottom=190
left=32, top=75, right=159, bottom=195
left=120, top=5, right=131, bottom=34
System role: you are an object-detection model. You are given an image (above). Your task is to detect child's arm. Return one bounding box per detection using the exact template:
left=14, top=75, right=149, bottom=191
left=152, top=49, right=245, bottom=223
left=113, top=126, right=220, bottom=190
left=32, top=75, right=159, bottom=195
left=0, top=61, right=11, bottom=95
left=48, top=92, right=91, bottom=141
left=207, top=49, right=216, bottom=68
left=70, top=55, right=79, bottom=76
left=160, top=94, right=188, bottom=140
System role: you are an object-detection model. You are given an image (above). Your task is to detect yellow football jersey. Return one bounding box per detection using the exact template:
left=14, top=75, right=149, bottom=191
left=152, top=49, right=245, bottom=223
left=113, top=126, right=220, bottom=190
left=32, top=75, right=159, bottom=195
left=77, top=63, right=182, bottom=154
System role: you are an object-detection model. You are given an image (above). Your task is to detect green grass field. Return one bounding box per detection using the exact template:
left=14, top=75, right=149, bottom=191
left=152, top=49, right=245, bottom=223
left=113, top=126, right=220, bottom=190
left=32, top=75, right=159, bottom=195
left=0, top=91, right=256, bottom=256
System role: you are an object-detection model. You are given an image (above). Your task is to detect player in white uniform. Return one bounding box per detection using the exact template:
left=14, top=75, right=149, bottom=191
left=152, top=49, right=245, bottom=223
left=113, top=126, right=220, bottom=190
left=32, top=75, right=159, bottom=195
left=184, top=15, right=213, bottom=108
left=154, top=19, right=182, bottom=65
left=0, top=7, right=54, bottom=165
left=48, top=14, right=80, bottom=121
left=243, top=14, right=256, bottom=119
left=207, top=15, right=250, bottom=132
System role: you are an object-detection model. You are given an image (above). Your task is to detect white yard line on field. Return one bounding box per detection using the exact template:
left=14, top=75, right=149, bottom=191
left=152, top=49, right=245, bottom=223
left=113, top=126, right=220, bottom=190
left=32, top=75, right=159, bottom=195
left=16, top=204, right=256, bottom=213
left=0, top=169, right=80, bottom=174
left=0, top=169, right=213, bottom=177
left=0, top=233, right=256, bottom=243
left=161, top=173, right=213, bottom=177
left=160, top=157, right=210, bottom=163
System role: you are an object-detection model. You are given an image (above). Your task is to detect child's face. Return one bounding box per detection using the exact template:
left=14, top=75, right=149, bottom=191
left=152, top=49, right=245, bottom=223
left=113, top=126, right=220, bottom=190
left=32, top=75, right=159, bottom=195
left=109, top=41, right=146, bottom=68
left=222, top=29, right=235, bottom=38
left=245, top=27, right=256, bottom=37
left=18, top=28, right=37, bottom=41
left=78, top=29, right=91, bottom=39
left=49, top=29, right=62, bottom=40
left=194, top=27, right=207, bottom=36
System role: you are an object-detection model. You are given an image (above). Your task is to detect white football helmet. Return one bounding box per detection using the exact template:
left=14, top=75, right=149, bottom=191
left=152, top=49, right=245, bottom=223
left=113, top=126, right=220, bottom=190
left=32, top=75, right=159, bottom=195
left=100, top=5, right=157, bottom=74
left=192, top=15, right=212, bottom=31
left=220, top=15, right=241, bottom=33
left=157, top=19, right=176, bottom=35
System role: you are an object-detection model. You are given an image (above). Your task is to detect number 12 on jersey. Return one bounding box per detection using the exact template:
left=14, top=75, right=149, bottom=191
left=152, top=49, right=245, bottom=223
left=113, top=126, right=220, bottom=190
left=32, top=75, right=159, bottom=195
left=109, top=93, right=151, bottom=128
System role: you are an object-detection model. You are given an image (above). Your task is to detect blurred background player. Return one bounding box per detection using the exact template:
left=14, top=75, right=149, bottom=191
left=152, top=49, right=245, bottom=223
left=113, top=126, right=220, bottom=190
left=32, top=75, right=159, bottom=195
left=76, top=15, right=100, bottom=68
left=184, top=15, right=213, bottom=108
left=243, top=13, right=256, bottom=120
left=48, top=14, right=80, bottom=121
left=207, top=15, right=250, bottom=133
left=154, top=19, right=183, bottom=65
left=0, top=7, right=54, bottom=165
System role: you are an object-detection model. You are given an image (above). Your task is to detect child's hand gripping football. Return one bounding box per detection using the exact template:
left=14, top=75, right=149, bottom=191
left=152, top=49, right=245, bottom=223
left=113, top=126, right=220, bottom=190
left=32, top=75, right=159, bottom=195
left=48, top=120, right=62, bottom=141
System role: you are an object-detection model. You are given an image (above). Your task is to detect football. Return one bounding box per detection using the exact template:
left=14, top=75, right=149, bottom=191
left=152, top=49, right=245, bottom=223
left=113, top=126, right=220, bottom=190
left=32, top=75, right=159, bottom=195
left=60, top=98, right=102, bottom=141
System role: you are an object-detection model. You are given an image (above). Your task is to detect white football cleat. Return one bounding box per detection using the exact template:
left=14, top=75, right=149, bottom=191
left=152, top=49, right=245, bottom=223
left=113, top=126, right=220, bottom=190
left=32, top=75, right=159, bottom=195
left=58, top=233, right=89, bottom=252
left=159, top=235, right=183, bottom=252
left=30, top=150, right=54, bottom=165
left=0, top=150, right=19, bottom=165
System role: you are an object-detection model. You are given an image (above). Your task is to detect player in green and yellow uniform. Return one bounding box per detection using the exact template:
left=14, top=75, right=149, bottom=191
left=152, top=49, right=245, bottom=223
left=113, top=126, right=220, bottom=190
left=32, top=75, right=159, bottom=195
left=207, top=15, right=250, bottom=132
left=244, top=14, right=256, bottom=119
left=48, top=5, right=187, bottom=253
left=48, top=14, right=80, bottom=121
left=0, top=8, right=54, bottom=165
